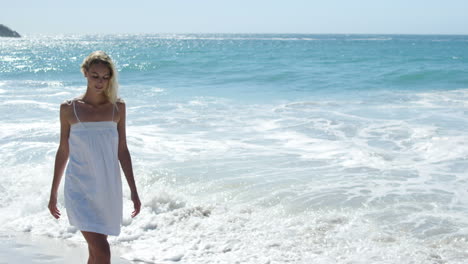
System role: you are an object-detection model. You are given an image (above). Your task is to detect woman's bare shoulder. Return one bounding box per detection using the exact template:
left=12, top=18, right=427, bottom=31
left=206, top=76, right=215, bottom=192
left=59, top=99, right=75, bottom=121
left=60, top=99, right=73, bottom=109
left=61, top=99, right=73, bottom=105
left=116, top=98, right=126, bottom=110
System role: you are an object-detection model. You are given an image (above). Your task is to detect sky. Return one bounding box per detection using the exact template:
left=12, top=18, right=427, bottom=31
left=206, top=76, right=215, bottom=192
left=2, top=0, right=468, bottom=35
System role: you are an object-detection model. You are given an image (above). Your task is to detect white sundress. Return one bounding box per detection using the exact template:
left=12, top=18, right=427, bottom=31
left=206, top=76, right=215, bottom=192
left=64, top=100, right=123, bottom=236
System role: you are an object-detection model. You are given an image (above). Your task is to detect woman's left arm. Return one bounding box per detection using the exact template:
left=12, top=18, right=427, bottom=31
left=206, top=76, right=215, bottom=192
left=117, top=101, right=141, bottom=218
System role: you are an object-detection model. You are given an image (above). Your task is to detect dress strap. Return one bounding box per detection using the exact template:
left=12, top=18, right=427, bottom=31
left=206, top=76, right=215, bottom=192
left=72, top=100, right=81, bottom=123
left=111, top=103, right=115, bottom=122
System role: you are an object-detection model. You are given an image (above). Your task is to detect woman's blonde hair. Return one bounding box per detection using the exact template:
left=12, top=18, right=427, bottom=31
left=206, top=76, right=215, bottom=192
left=81, top=51, right=119, bottom=104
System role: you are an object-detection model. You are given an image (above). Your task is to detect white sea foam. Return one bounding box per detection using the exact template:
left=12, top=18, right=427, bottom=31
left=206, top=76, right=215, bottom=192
left=152, top=87, right=165, bottom=93
left=1, top=88, right=467, bottom=263
left=23, top=80, right=65, bottom=87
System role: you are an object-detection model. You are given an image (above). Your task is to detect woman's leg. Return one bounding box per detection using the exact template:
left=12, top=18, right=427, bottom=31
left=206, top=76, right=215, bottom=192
left=81, top=231, right=111, bottom=264
left=87, top=244, right=95, bottom=264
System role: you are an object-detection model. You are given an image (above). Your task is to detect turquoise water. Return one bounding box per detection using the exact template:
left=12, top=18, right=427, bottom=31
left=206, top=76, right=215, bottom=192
left=1, top=34, right=468, bottom=263
left=2, top=34, right=467, bottom=98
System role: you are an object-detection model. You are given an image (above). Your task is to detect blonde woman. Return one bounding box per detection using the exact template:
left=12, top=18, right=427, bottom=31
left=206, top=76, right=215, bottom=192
left=48, top=51, right=141, bottom=264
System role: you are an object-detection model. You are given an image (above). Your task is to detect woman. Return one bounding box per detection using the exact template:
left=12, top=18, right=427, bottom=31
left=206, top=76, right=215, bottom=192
left=48, top=51, right=141, bottom=264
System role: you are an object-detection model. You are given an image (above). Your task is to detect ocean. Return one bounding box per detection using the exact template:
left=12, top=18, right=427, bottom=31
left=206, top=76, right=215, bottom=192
left=0, top=34, right=467, bottom=263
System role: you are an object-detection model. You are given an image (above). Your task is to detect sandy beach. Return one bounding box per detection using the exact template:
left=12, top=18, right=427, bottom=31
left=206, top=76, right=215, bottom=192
left=0, top=231, right=132, bottom=264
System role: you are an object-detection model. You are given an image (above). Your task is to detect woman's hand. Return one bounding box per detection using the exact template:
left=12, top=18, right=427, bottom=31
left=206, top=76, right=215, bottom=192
left=131, top=192, right=141, bottom=218
left=48, top=194, right=61, bottom=219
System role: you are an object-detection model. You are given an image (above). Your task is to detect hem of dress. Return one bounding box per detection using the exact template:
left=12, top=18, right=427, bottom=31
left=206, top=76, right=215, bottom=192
left=70, top=223, right=121, bottom=236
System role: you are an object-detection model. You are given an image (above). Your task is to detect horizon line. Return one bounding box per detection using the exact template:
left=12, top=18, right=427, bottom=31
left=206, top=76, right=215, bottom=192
left=15, top=32, right=468, bottom=36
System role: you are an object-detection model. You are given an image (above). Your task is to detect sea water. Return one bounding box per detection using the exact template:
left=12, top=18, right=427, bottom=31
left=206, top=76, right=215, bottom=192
left=0, top=34, right=467, bottom=263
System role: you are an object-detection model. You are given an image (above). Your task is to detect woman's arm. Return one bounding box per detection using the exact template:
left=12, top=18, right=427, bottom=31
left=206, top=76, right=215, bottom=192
left=116, top=101, right=141, bottom=218
left=48, top=102, right=71, bottom=219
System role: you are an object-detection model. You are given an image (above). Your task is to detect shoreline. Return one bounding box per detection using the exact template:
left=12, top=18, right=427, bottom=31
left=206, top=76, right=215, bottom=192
left=0, top=231, right=132, bottom=264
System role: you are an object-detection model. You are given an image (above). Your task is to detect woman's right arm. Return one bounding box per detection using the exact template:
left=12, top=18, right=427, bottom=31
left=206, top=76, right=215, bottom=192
left=48, top=102, right=71, bottom=219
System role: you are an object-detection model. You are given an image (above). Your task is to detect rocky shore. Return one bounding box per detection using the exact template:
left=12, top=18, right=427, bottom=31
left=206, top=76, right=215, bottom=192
left=0, top=24, right=21, bottom=37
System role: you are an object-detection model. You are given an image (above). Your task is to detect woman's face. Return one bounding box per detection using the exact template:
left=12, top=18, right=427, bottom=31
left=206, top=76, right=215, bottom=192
left=84, top=62, right=111, bottom=94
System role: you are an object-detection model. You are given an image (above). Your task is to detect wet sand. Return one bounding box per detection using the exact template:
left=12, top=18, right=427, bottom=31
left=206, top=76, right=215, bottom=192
left=0, top=232, right=132, bottom=264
